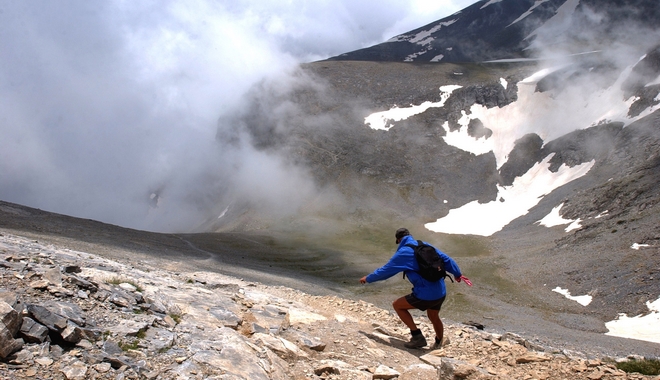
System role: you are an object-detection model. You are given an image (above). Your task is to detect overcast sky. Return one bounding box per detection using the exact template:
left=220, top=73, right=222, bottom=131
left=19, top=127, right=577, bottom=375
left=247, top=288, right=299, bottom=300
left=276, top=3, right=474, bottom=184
left=0, top=0, right=477, bottom=231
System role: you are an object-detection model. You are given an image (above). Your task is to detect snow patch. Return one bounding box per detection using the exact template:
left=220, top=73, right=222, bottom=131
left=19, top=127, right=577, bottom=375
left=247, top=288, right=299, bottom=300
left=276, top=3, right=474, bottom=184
left=481, top=0, right=503, bottom=9
left=431, top=54, right=444, bottom=62
left=391, top=20, right=457, bottom=45
left=500, top=78, right=508, bottom=89
left=425, top=155, right=594, bottom=236
left=631, top=243, right=650, bottom=250
left=364, top=86, right=461, bottom=131
left=552, top=287, right=592, bottom=306
left=408, top=20, right=457, bottom=45
left=606, top=298, right=660, bottom=344
left=525, top=0, right=580, bottom=43
left=507, top=0, right=550, bottom=28
left=440, top=113, right=492, bottom=156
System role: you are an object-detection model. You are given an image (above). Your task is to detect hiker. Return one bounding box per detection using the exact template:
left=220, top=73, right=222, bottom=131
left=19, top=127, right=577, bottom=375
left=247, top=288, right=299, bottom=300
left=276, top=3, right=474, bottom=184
left=359, top=228, right=472, bottom=349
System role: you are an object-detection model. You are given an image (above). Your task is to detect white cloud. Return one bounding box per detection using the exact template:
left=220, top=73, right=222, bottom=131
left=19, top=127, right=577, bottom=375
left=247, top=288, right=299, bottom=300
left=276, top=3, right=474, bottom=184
left=0, top=0, right=478, bottom=231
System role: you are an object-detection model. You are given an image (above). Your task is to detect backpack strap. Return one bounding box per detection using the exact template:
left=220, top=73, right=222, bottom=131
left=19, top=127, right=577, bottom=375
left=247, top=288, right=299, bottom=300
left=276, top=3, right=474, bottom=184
left=402, top=242, right=417, bottom=279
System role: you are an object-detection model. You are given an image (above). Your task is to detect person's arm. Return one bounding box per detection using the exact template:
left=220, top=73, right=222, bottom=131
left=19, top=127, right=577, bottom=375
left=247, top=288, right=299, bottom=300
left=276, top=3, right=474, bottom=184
left=437, top=250, right=461, bottom=279
left=362, top=248, right=412, bottom=283
left=437, top=249, right=472, bottom=286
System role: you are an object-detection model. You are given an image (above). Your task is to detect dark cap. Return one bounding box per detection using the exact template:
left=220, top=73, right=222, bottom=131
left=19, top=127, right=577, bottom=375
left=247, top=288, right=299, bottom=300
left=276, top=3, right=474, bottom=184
left=395, top=228, right=410, bottom=240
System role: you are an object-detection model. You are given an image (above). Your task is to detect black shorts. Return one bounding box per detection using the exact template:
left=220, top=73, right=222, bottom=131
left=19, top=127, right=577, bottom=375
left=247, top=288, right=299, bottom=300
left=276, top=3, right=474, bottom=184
left=405, top=294, right=445, bottom=311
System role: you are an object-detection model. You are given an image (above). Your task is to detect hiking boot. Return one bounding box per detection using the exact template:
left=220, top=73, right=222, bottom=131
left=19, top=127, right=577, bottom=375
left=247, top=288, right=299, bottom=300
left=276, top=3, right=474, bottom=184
left=404, top=334, right=427, bottom=349
left=430, top=336, right=450, bottom=350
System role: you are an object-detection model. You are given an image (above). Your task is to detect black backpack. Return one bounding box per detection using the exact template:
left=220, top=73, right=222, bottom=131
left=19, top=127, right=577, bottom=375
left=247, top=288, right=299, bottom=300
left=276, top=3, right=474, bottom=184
left=405, top=240, right=453, bottom=282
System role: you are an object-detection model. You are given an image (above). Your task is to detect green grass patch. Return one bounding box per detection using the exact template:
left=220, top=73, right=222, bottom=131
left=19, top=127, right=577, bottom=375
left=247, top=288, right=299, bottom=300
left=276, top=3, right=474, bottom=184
left=119, top=340, right=140, bottom=351
left=169, top=313, right=182, bottom=324
left=616, top=359, right=660, bottom=375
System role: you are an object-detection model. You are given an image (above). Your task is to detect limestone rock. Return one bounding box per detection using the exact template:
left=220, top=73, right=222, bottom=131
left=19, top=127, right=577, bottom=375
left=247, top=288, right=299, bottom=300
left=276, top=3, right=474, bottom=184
left=373, top=364, right=400, bottom=379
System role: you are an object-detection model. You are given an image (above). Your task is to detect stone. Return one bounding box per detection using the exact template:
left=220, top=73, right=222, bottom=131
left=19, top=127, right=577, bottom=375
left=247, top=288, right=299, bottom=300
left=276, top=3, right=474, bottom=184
left=295, top=332, right=326, bottom=351
left=0, top=291, right=18, bottom=309
left=61, top=320, right=85, bottom=343
left=63, top=265, right=82, bottom=273
left=26, top=304, right=68, bottom=331
left=102, top=340, right=123, bottom=355
left=190, top=328, right=271, bottom=380
left=29, top=279, right=50, bottom=289
left=36, top=356, right=54, bottom=366
left=20, top=317, right=49, bottom=343
left=286, top=307, right=327, bottom=325
left=9, top=347, right=34, bottom=364
left=43, top=267, right=63, bottom=286
left=247, top=305, right=288, bottom=334
left=59, top=360, right=88, bottom=380
left=0, top=325, right=24, bottom=359
left=143, top=327, right=175, bottom=353
left=516, top=353, right=551, bottom=363
left=209, top=306, right=242, bottom=328
left=373, top=364, right=400, bottom=379
left=68, top=275, right=97, bottom=291
left=107, top=318, right=154, bottom=336
left=399, top=364, right=439, bottom=380
left=93, top=362, right=112, bottom=373
left=420, top=351, right=444, bottom=367
left=313, top=359, right=350, bottom=376
left=118, top=282, right=137, bottom=292
left=0, top=300, right=21, bottom=335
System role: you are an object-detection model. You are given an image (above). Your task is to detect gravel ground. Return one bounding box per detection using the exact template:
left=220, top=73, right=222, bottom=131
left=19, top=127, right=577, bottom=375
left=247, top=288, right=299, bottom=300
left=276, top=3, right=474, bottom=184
left=1, top=200, right=659, bottom=361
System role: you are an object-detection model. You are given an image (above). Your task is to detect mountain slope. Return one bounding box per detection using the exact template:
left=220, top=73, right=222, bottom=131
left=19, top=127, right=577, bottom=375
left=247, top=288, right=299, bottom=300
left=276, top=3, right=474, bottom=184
left=207, top=0, right=660, bottom=346
left=328, top=0, right=660, bottom=63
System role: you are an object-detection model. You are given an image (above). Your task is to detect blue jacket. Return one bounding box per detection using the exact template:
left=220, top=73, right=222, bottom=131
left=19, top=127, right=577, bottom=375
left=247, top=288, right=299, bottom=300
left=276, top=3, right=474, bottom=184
left=365, top=235, right=462, bottom=301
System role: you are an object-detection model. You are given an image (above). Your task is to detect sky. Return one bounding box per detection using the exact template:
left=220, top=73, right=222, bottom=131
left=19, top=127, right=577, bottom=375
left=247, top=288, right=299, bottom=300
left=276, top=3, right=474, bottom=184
left=0, top=0, right=476, bottom=232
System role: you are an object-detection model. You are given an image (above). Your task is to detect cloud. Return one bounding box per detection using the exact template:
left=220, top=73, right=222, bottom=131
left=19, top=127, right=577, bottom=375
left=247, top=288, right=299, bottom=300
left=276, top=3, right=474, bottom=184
left=0, top=0, right=474, bottom=232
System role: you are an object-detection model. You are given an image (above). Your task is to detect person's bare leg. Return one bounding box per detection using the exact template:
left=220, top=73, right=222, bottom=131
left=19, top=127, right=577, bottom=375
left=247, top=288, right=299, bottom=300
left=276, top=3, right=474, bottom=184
left=392, top=296, right=417, bottom=331
left=426, top=308, right=444, bottom=343
left=393, top=296, right=427, bottom=348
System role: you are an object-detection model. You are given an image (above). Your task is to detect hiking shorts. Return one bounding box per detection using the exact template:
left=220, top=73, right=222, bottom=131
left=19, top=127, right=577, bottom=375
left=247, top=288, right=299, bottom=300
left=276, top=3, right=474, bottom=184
left=405, top=294, right=446, bottom=311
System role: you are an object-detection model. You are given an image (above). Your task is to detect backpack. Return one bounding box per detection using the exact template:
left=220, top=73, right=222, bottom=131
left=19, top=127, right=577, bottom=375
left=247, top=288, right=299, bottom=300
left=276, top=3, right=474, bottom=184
left=405, top=240, right=453, bottom=282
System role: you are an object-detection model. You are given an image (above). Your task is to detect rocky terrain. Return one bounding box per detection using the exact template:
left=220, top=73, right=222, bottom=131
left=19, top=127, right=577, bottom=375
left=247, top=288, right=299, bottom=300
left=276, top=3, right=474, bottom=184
left=1, top=230, right=658, bottom=380
left=2, top=2, right=660, bottom=378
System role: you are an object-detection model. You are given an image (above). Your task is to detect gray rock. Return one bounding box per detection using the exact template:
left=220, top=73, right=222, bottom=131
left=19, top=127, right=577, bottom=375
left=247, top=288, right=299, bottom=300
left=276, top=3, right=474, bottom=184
left=0, top=300, right=21, bottom=336
left=399, top=363, right=439, bottom=380
left=313, top=359, right=350, bottom=376
left=43, top=267, right=63, bottom=286
left=248, top=304, right=288, bottom=334
left=8, top=347, right=33, bottom=364
left=67, top=275, right=98, bottom=291
left=107, top=318, right=153, bottom=337
left=43, top=301, right=86, bottom=326
left=190, top=327, right=271, bottom=380
left=108, top=290, right=136, bottom=308
left=142, top=327, right=175, bottom=353
left=0, top=291, right=18, bottom=309
left=438, top=357, right=492, bottom=379
left=61, top=320, right=85, bottom=343
left=63, top=265, right=82, bottom=273
left=26, top=304, right=68, bottom=332
left=0, top=325, right=24, bottom=359
left=59, top=359, right=88, bottom=380
left=373, top=364, right=400, bottom=379
left=102, top=340, right=123, bottom=355
left=209, top=306, right=242, bottom=328
left=20, top=317, right=49, bottom=343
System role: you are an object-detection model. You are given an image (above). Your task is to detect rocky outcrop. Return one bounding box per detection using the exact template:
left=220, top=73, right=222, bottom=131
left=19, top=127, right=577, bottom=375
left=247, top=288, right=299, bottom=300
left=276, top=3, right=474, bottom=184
left=0, top=232, right=654, bottom=380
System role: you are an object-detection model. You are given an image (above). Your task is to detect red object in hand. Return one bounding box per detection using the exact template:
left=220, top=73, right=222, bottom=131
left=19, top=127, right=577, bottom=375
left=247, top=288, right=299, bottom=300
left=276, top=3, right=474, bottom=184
left=457, top=275, right=473, bottom=286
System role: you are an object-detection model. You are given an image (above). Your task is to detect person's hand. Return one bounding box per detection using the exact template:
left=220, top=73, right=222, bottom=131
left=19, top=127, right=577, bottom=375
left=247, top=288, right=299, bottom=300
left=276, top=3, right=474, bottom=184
left=359, top=276, right=367, bottom=284
left=456, top=275, right=472, bottom=286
